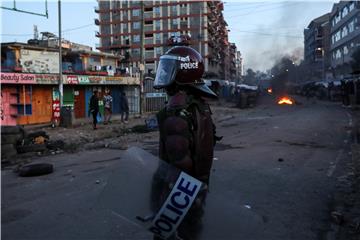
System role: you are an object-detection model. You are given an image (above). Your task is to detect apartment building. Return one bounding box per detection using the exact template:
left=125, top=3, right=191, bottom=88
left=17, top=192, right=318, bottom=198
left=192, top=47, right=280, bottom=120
left=304, top=13, right=331, bottom=81
left=95, top=0, right=233, bottom=79
left=236, top=50, right=243, bottom=83
left=329, top=1, right=360, bottom=77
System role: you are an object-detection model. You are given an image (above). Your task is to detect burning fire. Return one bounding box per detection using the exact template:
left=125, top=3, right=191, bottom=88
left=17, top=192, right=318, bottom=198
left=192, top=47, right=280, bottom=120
left=278, top=97, right=293, bottom=105
left=267, top=88, right=273, bottom=94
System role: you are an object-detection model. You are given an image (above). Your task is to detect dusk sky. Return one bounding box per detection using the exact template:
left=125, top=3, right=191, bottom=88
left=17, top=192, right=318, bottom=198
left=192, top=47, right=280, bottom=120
left=1, top=0, right=337, bottom=71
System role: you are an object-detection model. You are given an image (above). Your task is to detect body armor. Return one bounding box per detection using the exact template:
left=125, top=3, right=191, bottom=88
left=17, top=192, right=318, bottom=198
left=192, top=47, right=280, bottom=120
left=157, top=91, right=215, bottom=184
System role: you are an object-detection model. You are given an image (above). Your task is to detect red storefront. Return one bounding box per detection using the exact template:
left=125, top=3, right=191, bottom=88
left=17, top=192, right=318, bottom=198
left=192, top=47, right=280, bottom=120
left=1, top=73, right=57, bottom=126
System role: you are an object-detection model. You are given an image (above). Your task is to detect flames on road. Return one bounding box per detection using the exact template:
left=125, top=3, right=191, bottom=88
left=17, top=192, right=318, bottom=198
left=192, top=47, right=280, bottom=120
left=278, top=96, right=293, bottom=105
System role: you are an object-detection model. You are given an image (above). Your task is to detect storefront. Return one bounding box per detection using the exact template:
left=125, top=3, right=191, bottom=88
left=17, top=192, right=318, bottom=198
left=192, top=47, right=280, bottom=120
left=1, top=72, right=140, bottom=126
left=1, top=73, right=56, bottom=126
left=63, top=75, right=141, bottom=120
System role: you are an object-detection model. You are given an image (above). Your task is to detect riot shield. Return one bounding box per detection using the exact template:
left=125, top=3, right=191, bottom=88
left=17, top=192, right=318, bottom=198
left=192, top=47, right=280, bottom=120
left=97, top=147, right=263, bottom=239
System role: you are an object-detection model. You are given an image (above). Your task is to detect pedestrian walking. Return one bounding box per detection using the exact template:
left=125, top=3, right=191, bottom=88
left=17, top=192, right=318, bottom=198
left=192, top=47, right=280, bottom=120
left=152, top=46, right=221, bottom=239
left=120, top=92, right=129, bottom=123
left=103, top=89, right=113, bottom=124
left=89, top=90, right=99, bottom=130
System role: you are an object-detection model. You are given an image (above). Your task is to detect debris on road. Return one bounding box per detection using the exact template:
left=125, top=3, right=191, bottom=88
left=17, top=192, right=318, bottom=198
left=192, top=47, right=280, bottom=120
left=331, top=211, right=344, bottom=225
left=18, top=163, right=54, bottom=177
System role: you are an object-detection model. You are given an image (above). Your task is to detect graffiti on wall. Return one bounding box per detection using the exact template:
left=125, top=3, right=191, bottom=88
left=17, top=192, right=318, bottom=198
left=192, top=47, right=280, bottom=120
left=20, top=49, right=59, bottom=74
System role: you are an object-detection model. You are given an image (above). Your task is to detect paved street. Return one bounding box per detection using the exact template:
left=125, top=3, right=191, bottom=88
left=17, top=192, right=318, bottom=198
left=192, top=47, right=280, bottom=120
left=2, top=96, right=353, bottom=240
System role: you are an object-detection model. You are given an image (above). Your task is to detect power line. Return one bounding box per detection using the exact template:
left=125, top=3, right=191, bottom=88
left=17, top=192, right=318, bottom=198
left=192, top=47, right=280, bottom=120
left=224, top=2, right=270, bottom=12
left=1, top=23, right=94, bottom=37
left=224, top=2, right=283, bottom=13
left=62, top=24, right=93, bottom=33
left=226, top=2, right=302, bottom=19
left=1, top=33, right=33, bottom=36
left=233, top=30, right=303, bottom=38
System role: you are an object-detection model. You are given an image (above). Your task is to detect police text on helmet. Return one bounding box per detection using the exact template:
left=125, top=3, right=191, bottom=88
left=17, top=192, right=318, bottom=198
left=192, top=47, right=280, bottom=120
left=180, top=62, right=199, bottom=70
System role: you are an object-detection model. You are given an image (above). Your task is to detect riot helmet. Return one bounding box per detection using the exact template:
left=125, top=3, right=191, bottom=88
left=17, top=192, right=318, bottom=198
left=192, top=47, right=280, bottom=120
left=154, top=46, right=217, bottom=99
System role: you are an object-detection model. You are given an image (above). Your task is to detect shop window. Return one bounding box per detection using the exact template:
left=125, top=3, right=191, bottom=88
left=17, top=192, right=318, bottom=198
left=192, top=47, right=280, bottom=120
left=16, top=85, right=32, bottom=115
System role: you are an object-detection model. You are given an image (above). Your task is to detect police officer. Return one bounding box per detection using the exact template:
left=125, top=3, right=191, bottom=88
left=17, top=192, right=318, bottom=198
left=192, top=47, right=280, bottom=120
left=153, top=46, right=220, bottom=239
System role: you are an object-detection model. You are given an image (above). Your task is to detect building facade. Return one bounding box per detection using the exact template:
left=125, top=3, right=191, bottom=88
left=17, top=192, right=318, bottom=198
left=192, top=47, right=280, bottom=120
left=236, top=50, right=244, bottom=83
left=1, top=41, right=140, bottom=126
left=95, top=0, right=234, bottom=80
left=329, top=1, right=360, bottom=77
left=304, top=13, right=331, bottom=81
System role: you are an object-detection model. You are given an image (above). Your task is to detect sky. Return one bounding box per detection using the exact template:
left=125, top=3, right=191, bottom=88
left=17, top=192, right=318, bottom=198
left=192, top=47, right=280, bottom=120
left=1, top=0, right=337, bottom=72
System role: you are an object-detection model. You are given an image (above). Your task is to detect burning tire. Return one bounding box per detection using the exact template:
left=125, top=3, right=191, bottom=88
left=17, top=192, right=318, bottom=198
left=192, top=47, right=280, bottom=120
left=18, top=163, right=54, bottom=177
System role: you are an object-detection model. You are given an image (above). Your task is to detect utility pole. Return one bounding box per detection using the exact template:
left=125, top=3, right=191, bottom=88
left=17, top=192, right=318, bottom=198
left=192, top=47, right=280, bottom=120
left=58, top=0, right=63, bottom=107
left=139, top=1, right=145, bottom=115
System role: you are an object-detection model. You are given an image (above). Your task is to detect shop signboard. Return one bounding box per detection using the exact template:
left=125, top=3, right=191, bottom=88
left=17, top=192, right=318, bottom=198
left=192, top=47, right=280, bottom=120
left=35, top=74, right=59, bottom=84
left=88, top=76, right=105, bottom=84
left=78, top=76, right=90, bottom=84
left=20, top=49, right=59, bottom=74
left=66, top=75, right=79, bottom=84
left=0, top=73, right=36, bottom=84
left=145, top=92, right=167, bottom=98
left=52, top=88, right=61, bottom=125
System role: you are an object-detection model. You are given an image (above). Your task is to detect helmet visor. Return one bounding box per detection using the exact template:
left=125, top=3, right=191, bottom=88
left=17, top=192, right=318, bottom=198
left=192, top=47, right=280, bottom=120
left=154, top=56, right=179, bottom=89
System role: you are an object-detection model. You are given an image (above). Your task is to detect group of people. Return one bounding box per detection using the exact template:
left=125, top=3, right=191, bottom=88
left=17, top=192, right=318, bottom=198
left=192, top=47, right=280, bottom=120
left=89, top=89, right=129, bottom=130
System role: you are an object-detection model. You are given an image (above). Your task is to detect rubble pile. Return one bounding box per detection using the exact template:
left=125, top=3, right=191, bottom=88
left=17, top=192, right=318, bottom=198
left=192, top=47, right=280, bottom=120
left=1, top=126, right=65, bottom=166
left=1, top=126, right=24, bottom=165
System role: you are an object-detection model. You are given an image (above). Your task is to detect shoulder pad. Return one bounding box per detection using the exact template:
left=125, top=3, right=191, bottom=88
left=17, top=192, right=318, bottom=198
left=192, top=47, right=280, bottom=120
left=167, top=92, right=188, bottom=110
